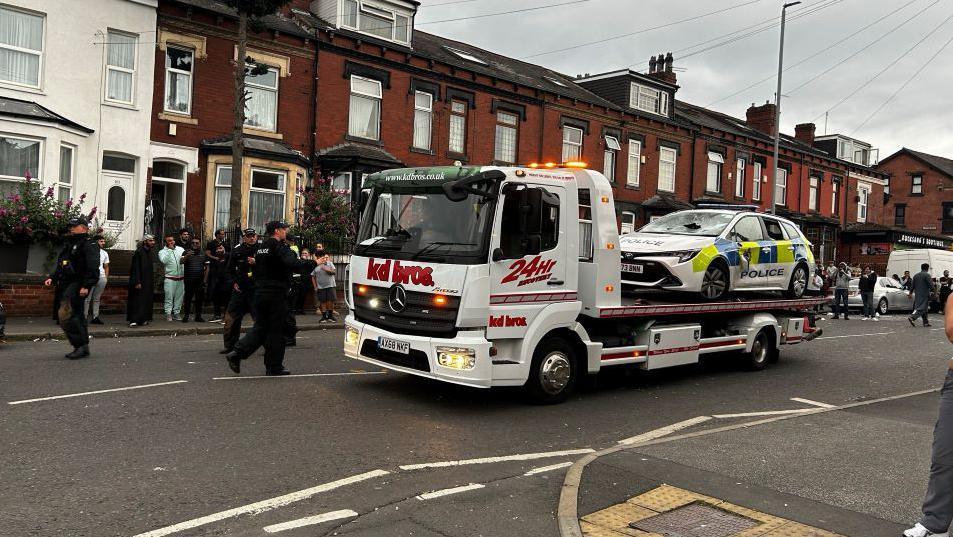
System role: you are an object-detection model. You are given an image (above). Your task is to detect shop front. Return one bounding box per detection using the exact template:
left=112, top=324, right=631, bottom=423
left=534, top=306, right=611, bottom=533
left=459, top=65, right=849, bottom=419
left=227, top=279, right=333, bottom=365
left=839, top=222, right=952, bottom=274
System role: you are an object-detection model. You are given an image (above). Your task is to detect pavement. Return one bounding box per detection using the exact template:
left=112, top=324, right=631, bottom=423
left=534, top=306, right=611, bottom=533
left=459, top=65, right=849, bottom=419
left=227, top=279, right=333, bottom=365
left=0, top=312, right=949, bottom=536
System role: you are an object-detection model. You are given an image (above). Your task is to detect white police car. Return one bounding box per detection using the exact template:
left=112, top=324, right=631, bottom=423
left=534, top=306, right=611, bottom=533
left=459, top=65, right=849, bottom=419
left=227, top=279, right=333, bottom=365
left=619, top=209, right=815, bottom=301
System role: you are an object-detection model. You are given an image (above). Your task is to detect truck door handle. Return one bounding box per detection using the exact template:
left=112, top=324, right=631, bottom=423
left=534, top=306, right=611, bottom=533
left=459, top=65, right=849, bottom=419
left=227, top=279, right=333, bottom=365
left=548, top=278, right=564, bottom=286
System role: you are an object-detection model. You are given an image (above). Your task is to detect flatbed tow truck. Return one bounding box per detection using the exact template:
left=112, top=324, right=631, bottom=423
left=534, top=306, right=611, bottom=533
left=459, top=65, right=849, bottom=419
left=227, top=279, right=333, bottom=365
left=343, top=164, right=824, bottom=403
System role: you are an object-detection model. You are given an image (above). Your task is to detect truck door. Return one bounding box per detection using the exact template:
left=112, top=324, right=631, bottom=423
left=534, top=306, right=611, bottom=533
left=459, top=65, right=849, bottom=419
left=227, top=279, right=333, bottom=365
left=488, top=183, right=570, bottom=336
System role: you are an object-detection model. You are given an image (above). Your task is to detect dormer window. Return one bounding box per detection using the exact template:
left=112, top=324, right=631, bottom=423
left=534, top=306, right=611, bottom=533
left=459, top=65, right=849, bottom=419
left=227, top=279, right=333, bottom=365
left=629, top=82, right=668, bottom=116
left=445, top=46, right=487, bottom=65
left=340, top=0, right=412, bottom=45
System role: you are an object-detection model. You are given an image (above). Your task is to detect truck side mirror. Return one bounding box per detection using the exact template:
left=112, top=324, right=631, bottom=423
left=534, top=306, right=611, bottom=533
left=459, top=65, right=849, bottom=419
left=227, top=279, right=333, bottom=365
left=492, top=247, right=506, bottom=262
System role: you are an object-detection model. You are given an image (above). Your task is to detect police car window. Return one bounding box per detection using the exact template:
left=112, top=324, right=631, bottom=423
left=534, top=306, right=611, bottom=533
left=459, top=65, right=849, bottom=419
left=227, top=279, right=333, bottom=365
left=763, top=218, right=785, bottom=240
left=781, top=221, right=802, bottom=240
left=729, top=216, right=764, bottom=242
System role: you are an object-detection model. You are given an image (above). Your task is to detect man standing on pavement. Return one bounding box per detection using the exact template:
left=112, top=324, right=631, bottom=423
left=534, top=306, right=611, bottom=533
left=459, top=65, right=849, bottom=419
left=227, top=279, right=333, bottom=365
left=180, top=238, right=209, bottom=322
left=859, top=266, right=877, bottom=320
left=43, top=217, right=100, bottom=359
left=904, top=291, right=953, bottom=537
left=221, top=228, right=258, bottom=354
left=176, top=228, right=191, bottom=250
left=84, top=234, right=109, bottom=325
left=312, top=250, right=337, bottom=323
left=226, top=221, right=315, bottom=376
left=127, top=234, right=156, bottom=327
left=910, top=263, right=936, bottom=327
left=158, top=234, right=185, bottom=322
left=832, top=262, right=851, bottom=320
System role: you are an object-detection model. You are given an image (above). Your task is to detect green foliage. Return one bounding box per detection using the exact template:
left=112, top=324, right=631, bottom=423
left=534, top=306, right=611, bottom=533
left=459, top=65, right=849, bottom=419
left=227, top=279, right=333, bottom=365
left=291, top=177, right=357, bottom=252
left=220, top=0, right=291, bottom=19
left=0, top=172, right=95, bottom=246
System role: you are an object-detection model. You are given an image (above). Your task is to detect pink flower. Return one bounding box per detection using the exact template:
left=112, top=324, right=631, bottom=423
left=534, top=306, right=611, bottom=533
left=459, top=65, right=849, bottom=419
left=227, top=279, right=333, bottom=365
left=12, top=194, right=20, bottom=203
left=45, top=186, right=54, bottom=198
left=19, top=216, right=28, bottom=223
left=80, top=193, right=87, bottom=201
left=89, top=206, right=97, bottom=217
left=65, top=199, right=73, bottom=208
left=54, top=211, right=62, bottom=218
left=24, top=170, right=31, bottom=182
left=19, top=205, right=25, bottom=211
left=0, top=208, right=7, bottom=217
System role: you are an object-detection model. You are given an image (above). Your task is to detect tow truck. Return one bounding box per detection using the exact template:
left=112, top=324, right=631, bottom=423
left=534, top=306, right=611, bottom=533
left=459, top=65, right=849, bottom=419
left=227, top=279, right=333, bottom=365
left=343, top=164, right=824, bottom=403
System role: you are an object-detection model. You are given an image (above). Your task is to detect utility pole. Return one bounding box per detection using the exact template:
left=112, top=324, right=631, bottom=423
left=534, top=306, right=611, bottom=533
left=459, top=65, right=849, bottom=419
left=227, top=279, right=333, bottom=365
left=770, top=1, right=801, bottom=215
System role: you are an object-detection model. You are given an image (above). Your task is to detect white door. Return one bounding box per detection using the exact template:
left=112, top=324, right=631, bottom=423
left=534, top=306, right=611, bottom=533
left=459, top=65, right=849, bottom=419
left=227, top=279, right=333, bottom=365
left=103, top=172, right=133, bottom=249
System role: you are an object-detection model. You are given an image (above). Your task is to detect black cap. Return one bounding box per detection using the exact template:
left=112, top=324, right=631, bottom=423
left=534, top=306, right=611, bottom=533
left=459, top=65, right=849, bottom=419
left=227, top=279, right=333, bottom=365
left=286, top=234, right=298, bottom=242
left=242, top=228, right=257, bottom=236
left=265, top=221, right=289, bottom=235
left=67, top=216, right=88, bottom=227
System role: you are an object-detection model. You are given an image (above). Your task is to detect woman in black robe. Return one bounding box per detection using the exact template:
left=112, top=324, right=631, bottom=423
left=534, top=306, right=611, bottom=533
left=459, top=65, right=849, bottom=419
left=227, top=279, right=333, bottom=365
left=127, top=235, right=157, bottom=327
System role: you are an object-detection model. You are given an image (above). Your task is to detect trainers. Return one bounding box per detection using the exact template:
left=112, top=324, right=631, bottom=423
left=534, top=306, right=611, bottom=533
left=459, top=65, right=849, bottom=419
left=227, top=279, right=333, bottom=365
left=872, top=317, right=879, bottom=321
left=909, top=317, right=917, bottom=327
left=172, top=314, right=183, bottom=321
left=128, top=322, right=138, bottom=327
left=90, top=317, right=104, bottom=325
left=166, top=314, right=173, bottom=322
left=903, top=523, right=948, bottom=537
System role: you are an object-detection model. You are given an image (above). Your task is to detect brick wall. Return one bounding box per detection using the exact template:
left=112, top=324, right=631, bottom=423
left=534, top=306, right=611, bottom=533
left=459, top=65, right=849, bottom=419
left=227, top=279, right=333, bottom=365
left=0, top=274, right=130, bottom=316
left=881, top=152, right=953, bottom=232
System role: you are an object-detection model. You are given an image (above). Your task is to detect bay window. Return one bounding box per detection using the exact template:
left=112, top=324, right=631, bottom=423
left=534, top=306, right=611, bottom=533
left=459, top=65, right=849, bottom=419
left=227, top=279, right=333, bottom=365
left=105, top=30, right=137, bottom=104
left=706, top=151, right=723, bottom=194
left=658, top=147, right=676, bottom=192
left=412, top=91, right=433, bottom=150
left=248, top=169, right=286, bottom=233
left=448, top=100, right=467, bottom=154
left=627, top=139, right=641, bottom=187
left=0, top=5, right=43, bottom=87
left=164, top=45, right=194, bottom=114
left=494, top=111, right=518, bottom=164
left=58, top=145, right=73, bottom=202
left=348, top=75, right=382, bottom=140
left=214, top=166, right=232, bottom=231
left=0, top=135, right=40, bottom=180
left=245, top=66, right=278, bottom=132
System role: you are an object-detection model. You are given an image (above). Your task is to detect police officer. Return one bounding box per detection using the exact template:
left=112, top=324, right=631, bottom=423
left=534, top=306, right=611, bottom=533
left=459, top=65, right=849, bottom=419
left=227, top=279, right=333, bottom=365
left=43, top=217, right=101, bottom=359
left=285, top=234, right=301, bottom=347
left=220, top=228, right=258, bottom=355
left=226, top=221, right=315, bottom=375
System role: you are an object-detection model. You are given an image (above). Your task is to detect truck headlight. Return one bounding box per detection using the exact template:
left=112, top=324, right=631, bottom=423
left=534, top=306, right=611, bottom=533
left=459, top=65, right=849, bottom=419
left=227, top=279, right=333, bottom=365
left=436, top=347, right=476, bottom=370
left=344, top=326, right=360, bottom=349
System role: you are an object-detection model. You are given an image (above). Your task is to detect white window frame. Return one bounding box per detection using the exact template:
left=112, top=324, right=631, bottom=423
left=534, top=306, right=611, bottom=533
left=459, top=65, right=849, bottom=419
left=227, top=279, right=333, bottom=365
left=448, top=100, right=467, bottom=154
left=706, top=151, right=724, bottom=194
left=0, top=134, right=42, bottom=182
left=244, top=65, right=279, bottom=132
left=214, top=165, right=232, bottom=231
left=658, top=147, right=676, bottom=192
left=0, top=5, right=44, bottom=89
left=735, top=158, right=745, bottom=198
left=775, top=167, right=788, bottom=207
left=247, top=167, right=287, bottom=231
left=494, top=111, right=518, bottom=164
left=164, top=44, right=194, bottom=115
left=629, top=83, right=668, bottom=116
left=752, top=161, right=762, bottom=201
left=332, top=172, right=352, bottom=196
left=809, top=176, right=819, bottom=211
left=412, top=91, right=433, bottom=150
left=620, top=211, right=636, bottom=234
left=626, top=139, right=641, bottom=187
left=912, top=174, right=923, bottom=195
left=561, top=126, right=583, bottom=162
left=603, top=136, right=620, bottom=182
left=104, top=30, right=137, bottom=105
left=343, top=0, right=413, bottom=45
left=857, top=183, right=870, bottom=223
left=348, top=75, right=382, bottom=141
left=58, top=144, right=74, bottom=202
left=832, top=180, right=840, bottom=214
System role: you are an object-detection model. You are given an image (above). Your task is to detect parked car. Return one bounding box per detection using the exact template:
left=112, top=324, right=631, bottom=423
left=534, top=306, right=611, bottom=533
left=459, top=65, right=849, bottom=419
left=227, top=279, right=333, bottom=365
left=619, top=208, right=816, bottom=301
left=844, top=277, right=914, bottom=314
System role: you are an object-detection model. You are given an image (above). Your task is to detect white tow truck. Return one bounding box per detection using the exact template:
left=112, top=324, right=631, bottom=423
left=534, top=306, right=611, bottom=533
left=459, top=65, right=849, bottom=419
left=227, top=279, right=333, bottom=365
left=343, top=165, right=824, bottom=403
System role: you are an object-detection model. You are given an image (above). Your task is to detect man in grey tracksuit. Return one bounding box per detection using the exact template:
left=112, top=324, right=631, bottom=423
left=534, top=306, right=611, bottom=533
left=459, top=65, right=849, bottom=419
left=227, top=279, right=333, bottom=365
left=910, top=263, right=936, bottom=328
left=832, top=262, right=851, bottom=320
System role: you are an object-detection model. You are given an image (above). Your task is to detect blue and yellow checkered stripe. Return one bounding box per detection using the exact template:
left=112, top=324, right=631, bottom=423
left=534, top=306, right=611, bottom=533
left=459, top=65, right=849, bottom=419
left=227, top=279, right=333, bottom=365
left=692, top=239, right=814, bottom=273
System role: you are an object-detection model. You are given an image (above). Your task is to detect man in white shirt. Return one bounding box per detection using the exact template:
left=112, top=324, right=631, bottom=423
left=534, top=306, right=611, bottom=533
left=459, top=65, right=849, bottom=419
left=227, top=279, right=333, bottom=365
left=157, top=234, right=185, bottom=321
left=84, top=234, right=110, bottom=324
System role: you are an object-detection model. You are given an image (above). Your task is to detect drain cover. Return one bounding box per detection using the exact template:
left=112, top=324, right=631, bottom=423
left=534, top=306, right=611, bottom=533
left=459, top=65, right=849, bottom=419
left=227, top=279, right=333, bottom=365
left=629, top=502, right=758, bottom=537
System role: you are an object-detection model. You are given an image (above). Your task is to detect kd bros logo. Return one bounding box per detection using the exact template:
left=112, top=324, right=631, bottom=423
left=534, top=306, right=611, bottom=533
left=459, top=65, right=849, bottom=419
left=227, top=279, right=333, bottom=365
left=366, top=258, right=435, bottom=286
left=501, top=256, right=557, bottom=287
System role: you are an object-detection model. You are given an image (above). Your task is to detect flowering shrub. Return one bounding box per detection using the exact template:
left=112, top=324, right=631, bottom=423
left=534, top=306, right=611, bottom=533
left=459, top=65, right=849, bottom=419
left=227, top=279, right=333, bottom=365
left=0, top=172, right=95, bottom=246
left=291, top=175, right=357, bottom=252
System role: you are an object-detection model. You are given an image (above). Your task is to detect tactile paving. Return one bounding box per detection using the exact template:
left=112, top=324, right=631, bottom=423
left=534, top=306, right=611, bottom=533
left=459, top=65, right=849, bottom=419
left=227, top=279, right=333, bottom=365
left=630, top=502, right=758, bottom=537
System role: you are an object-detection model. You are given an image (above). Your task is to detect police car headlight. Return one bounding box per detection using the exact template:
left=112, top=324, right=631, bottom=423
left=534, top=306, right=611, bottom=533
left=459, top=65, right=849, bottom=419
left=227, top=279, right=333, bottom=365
left=670, top=250, right=700, bottom=263
left=436, top=347, right=476, bottom=370
left=344, top=326, right=360, bottom=349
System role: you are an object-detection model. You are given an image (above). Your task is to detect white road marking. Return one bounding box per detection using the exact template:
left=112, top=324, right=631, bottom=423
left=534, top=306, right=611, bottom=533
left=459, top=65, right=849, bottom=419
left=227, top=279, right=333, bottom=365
left=8, top=380, right=189, bottom=405
left=617, top=416, right=712, bottom=445
left=712, top=409, right=816, bottom=419
left=399, top=448, right=596, bottom=470
left=524, top=461, right=573, bottom=476
left=790, top=397, right=835, bottom=408
left=262, top=510, right=358, bottom=533
left=815, top=331, right=894, bottom=340
left=416, top=483, right=485, bottom=500
left=211, top=371, right=386, bottom=380
left=132, top=470, right=389, bottom=537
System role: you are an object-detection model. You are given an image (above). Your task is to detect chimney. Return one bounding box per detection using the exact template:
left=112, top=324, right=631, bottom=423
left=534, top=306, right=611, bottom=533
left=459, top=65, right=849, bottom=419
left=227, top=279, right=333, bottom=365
left=646, top=52, right=677, bottom=85
left=746, top=100, right=777, bottom=135
left=795, top=122, right=816, bottom=145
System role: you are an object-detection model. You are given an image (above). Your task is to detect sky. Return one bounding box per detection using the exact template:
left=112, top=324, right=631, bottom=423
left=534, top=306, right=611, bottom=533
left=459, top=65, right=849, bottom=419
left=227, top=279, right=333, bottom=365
left=413, top=0, right=953, bottom=161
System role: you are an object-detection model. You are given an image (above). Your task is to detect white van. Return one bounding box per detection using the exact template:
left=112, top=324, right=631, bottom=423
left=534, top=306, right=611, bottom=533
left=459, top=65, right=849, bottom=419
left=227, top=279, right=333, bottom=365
left=886, top=249, right=953, bottom=278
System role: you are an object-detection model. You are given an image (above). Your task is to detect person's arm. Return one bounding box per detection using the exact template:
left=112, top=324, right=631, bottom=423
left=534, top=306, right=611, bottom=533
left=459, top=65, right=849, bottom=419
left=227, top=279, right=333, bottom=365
left=80, top=242, right=101, bottom=294
left=311, top=273, right=318, bottom=289
left=278, top=244, right=316, bottom=272
left=946, top=293, right=953, bottom=342
left=103, top=252, right=110, bottom=280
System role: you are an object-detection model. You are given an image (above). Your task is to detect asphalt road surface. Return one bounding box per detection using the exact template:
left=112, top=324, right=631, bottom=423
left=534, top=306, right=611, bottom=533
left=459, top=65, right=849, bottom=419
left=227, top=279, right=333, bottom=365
left=1, top=314, right=949, bottom=536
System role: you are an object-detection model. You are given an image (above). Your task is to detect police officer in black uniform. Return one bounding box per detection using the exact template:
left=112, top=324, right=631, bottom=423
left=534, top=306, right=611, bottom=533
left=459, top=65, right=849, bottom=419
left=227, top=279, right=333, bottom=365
left=226, top=221, right=315, bottom=375
left=43, top=217, right=101, bottom=359
left=220, top=228, right=258, bottom=354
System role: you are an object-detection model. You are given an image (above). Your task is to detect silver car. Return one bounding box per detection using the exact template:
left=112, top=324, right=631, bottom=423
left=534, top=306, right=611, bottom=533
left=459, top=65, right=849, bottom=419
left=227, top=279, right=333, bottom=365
left=845, top=277, right=914, bottom=314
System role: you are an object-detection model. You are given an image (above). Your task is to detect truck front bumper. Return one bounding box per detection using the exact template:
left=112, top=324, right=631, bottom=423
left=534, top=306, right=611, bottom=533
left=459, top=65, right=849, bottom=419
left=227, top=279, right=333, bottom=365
left=343, top=314, right=494, bottom=388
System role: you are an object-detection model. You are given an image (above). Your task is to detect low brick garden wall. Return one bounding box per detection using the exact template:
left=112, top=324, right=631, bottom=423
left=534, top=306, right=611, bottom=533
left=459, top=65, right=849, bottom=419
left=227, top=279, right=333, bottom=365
left=0, top=273, right=130, bottom=316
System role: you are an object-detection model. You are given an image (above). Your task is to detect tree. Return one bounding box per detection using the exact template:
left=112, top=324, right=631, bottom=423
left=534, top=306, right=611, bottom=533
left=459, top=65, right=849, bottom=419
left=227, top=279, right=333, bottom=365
left=221, top=0, right=291, bottom=232
left=292, top=177, right=357, bottom=252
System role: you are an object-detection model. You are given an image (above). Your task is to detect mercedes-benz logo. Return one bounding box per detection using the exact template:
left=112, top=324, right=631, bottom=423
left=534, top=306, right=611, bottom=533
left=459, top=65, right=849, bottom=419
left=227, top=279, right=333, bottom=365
left=388, top=285, right=407, bottom=313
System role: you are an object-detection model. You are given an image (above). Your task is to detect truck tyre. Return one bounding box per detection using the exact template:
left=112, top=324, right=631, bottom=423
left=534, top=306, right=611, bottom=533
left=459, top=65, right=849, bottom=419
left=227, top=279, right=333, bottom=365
left=700, top=260, right=730, bottom=301
left=525, top=338, right=577, bottom=404
left=785, top=263, right=808, bottom=299
left=878, top=297, right=889, bottom=315
left=742, top=329, right=774, bottom=371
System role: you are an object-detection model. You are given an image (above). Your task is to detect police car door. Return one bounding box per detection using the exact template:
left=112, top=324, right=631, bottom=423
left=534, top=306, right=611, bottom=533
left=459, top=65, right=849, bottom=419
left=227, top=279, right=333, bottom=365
left=725, top=215, right=766, bottom=289
left=760, top=216, right=791, bottom=288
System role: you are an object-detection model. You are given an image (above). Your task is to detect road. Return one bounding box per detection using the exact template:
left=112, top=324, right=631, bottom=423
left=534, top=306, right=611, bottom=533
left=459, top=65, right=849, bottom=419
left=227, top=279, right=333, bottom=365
left=0, top=314, right=948, bottom=536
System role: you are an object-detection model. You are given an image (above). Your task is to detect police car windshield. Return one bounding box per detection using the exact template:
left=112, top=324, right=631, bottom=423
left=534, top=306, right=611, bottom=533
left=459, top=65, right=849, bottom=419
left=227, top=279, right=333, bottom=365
left=639, top=211, right=735, bottom=237
left=355, top=187, right=495, bottom=264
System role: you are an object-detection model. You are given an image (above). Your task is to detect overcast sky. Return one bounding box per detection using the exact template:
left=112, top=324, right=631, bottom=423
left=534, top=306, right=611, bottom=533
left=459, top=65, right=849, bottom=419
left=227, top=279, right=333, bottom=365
left=414, top=0, right=953, bottom=160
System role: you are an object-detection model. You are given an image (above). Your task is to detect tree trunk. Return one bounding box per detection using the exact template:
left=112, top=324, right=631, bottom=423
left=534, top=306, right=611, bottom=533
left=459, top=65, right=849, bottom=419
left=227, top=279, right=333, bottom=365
left=229, top=11, right=248, bottom=232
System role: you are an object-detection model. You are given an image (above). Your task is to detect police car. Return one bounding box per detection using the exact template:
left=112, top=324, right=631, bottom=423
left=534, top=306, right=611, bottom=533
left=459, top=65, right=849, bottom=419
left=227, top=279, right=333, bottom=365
left=619, top=208, right=815, bottom=301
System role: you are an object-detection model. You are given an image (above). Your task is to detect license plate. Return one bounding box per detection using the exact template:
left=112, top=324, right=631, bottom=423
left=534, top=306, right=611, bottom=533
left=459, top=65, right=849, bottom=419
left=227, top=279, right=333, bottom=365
left=378, top=336, right=410, bottom=354
left=622, top=263, right=644, bottom=274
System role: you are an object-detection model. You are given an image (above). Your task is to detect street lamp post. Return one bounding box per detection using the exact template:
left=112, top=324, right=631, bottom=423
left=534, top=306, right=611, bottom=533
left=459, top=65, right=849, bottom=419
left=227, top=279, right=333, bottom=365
left=769, top=1, right=801, bottom=215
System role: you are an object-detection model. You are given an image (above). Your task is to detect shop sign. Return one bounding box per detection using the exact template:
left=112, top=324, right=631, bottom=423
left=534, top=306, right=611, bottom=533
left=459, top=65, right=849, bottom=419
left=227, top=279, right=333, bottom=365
left=897, top=233, right=949, bottom=248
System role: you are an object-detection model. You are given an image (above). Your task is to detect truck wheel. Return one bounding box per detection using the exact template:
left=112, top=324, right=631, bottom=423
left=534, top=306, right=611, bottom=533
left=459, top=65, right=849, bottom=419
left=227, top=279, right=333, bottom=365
left=785, top=263, right=808, bottom=299
left=525, top=338, right=577, bottom=404
left=878, top=297, right=889, bottom=315
left=742, top=330, right=774, bottom=371
left=700, top=260, right=730, bottom=301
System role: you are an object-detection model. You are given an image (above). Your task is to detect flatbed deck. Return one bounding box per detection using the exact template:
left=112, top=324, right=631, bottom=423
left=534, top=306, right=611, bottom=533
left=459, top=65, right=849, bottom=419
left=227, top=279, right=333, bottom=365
left=595, top=296, right=828, bottom=319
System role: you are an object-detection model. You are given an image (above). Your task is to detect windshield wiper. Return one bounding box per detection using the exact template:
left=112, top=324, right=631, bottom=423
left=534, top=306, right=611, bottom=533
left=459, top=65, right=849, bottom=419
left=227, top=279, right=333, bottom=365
left=384, top=225, right=412, bottom=239
left=412, top=242, right=477, bottom=260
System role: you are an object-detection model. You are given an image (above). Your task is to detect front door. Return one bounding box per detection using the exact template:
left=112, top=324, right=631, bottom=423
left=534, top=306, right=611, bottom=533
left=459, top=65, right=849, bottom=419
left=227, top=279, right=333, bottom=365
left=103, top=172, right=132, bottom=249
left=724, top=215, right=765, bottom=289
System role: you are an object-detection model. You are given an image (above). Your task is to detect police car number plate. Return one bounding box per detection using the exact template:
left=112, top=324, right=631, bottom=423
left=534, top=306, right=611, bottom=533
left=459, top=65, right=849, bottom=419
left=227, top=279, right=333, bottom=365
left=621, top=263, right=644, bottom=274
left=378, top=336, right=410, bottom=354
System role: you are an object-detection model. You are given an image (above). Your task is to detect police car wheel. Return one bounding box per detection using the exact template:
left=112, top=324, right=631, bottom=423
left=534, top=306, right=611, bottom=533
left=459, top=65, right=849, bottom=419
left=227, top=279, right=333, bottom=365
left=878, top=297, right=889, bottom=315
left=743, top=330, right=773, bottom=371
left=700, top=261, right=730, bottom=301
left=525, top=338, right=577, bottom=405
left=785, top=264, right=808, bottom=299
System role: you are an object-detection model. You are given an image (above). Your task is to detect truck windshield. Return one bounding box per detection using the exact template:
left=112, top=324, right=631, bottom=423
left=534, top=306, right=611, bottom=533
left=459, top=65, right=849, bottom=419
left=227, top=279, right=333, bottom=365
left=355, top=187, right=495, bottom=264
left=639, top=211, right=735, bottom=237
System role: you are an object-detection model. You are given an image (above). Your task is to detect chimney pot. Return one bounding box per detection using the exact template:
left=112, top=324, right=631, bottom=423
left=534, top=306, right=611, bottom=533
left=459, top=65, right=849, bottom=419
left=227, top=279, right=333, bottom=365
left=649, top=56, right=657, bottom=73
left=664, top=52, right=674, bottom=73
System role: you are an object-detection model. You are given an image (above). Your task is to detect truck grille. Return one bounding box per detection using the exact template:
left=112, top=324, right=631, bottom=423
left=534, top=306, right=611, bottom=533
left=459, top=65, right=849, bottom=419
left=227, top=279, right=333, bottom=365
left=353, top=284, right=460, bottom=338
left=621, top=260, right=682, bottom=286
left=360, top=340, right=431, bottom=372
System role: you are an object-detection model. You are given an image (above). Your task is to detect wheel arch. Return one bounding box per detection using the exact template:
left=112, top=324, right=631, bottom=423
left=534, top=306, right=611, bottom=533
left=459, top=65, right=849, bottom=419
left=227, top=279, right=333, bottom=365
left=541, top=326, right=589, bottom=375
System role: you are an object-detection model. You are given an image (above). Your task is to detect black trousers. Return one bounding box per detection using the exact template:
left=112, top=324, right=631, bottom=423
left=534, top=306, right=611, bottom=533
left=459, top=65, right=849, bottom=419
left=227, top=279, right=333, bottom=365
left=222, top=287, right=255, bottom=351
left=57, top=282, right=89, bottom=349
left=182, top=278, right=205, bottom=320
left=208, top=277, right=230, bottom=317
left=235, top=290, right=289, bottom=372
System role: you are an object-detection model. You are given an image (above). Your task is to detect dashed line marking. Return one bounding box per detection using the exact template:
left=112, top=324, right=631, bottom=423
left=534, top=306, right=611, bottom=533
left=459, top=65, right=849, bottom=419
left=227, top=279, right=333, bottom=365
left=211, top=371, right=386, bottom=380
left=790, top=397, right=835, bottom=408
left=132, top=470, right=389, bottom=537
left=262, top=510, right=358, bottom=533
left=416, top=483, right=485, bottom=500
left=524, top=461, right=573, bottom=476
left=617, top=416, right=712, bottom=445
left=8, top=380, right=189, bottom=405
left=712, top=409, right=817, bottom=419
left=399, top=448, right=595, bottom=470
